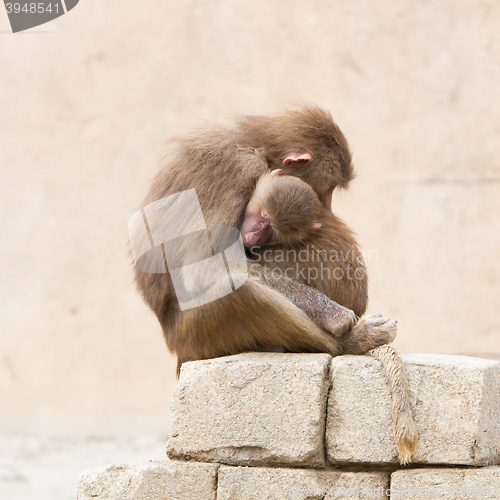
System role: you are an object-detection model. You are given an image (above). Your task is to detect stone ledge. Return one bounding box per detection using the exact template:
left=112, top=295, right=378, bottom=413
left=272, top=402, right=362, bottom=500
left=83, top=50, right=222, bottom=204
left=327, top=354, right=500, bottom=465
left=217, top=465, right=389, bottom=500
left=76, top=460, right=218, bottom=500
left=167, top=352, right=331, bottom=467
left=78, top=353, right=500, bottom=499
left=391, top=466, right=500, bottom=500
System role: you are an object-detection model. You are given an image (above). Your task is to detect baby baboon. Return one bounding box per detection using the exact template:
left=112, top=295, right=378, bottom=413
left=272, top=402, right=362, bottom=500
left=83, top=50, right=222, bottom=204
left=240, top=170, right=323, bottom=247
left=133, top=105, right=417, bottom=463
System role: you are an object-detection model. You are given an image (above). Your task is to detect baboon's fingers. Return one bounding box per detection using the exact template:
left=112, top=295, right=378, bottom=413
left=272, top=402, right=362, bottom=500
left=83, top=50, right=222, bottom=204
left=356, top=314, right=397, bottom=338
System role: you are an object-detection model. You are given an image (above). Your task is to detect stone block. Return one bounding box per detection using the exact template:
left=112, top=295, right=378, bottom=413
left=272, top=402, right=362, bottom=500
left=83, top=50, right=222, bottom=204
left=167, top=352, right=331, bottom=467
left=326, top=354, right=500, bottom=465
left=76, top=460, right=218, bottom=500
left=217, top=465, right=389, bottom=500
left=391, top=467, right=500, bottom=500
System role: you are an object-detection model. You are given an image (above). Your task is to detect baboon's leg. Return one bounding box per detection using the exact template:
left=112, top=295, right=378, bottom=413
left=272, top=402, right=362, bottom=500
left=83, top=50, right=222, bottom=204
left=174, top=277, right=345, bottom=375
left=262, top=276, right=398, bottom=354
left=260, top=276, right=357, bottom=337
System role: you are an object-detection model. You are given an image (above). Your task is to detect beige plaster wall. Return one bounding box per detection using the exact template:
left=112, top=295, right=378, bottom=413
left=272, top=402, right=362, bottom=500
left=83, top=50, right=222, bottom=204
left=0, top=0, right=499, bottom=436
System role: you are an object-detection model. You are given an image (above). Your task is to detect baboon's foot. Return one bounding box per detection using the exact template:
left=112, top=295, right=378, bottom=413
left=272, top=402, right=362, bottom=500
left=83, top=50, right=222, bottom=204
left=343, top=314, right=397, bottom=354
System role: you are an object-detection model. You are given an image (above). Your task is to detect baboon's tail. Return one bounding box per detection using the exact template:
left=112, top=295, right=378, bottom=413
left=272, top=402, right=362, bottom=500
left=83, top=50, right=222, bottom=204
left=368, top=345, right=419, bottom=464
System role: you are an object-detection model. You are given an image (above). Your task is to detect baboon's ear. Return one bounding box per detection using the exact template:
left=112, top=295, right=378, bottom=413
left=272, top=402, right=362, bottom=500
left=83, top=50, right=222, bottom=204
left=312, top=223, right=322, bottom=231
left=283, top=152, right=312, bottom=166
